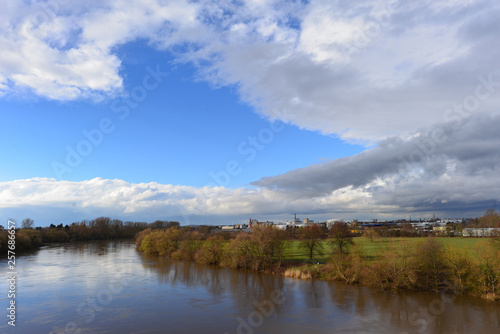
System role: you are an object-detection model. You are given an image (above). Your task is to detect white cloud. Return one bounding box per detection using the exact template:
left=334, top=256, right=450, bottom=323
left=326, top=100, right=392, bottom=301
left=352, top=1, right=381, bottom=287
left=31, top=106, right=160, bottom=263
left=1, top=0, right=500, bottom=222
left=0, top=0, right=202, bottom=100
left=2, top=0, right=498, bottom=142
left=1, top=131, right=498, bottom=226
left=0, top=177, right=375, bottom=224
left=184, top=0, right=500, bottom=142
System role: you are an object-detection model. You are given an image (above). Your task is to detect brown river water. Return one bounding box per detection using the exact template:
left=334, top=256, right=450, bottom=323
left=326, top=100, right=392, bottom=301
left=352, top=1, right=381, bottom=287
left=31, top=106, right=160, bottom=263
left=0, top=240, right=498, bottom=333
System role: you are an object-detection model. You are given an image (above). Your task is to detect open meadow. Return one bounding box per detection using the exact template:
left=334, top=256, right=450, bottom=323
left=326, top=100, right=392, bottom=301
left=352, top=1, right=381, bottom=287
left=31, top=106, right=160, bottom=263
left=285, top=237, right=493, bottom=263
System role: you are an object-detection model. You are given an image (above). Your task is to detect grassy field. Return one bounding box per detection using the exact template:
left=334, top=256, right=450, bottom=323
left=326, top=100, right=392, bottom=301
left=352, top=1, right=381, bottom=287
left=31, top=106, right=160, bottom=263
left=285, top=237, right=492, bottom=263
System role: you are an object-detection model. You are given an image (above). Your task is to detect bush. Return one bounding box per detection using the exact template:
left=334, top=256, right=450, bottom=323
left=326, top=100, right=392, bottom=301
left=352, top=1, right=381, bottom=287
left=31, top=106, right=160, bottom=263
left=490, top=237, right=500, bottom=250
left=364, top=242, right=417, bottom=291
left=139, top=227, right=182, bottom=256
left=41, top=229, right=69, bottom=243
left=472, top=243, right=500, bottom=301
left=195, top=235, right=225, bottom=265
left=0, top=231, right=8, bottom=252
left=414, top=237, right=449, bottom=292
left=445, top=247, right=476, bottom=295
left=221, top=227, right=289, bottom=271
left=12, top=229, right=43, bottom=250
left=324, top=245, right=364, bottom=284
left=172, top=231, right=204, bottom=261
left=221, top=233, right=257, bottom=269
left=284, top=266, right=319, bottom=279
left=135, top=228, right=153, bottom=248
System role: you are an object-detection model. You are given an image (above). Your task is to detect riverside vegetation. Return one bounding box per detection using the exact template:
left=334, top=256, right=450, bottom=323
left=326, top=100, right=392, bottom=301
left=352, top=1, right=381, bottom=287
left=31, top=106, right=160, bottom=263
left=0, top=217, right=151, bottom=252
left=3, top=214, right=499, bottom=302
left=136, top=223, right=500, bottom=302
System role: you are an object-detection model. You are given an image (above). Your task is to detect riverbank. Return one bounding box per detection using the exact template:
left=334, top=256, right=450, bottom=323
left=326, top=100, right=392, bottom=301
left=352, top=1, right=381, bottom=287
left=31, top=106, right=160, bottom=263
left=6, top=239, right=499, bottom=334
left=0, top=218, right=149, bottom=252
left=136, top=227, right=500, bottom=302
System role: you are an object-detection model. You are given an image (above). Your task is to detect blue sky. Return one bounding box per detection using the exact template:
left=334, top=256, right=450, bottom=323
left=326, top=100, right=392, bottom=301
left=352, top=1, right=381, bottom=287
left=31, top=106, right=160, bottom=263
left=0, top=40, right=363, bottom=188
left=1, top=0, right=499, bottom=226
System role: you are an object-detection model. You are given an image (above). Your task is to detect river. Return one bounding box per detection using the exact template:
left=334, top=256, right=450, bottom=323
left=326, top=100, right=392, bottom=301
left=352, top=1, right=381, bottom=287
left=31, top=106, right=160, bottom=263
left=0, top=240, right=498, bottom=333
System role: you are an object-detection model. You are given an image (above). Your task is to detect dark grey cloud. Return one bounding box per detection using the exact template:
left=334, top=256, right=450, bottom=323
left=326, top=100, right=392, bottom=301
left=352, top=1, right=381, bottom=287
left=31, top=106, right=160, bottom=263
left=252, top=114, right=500, bottom=212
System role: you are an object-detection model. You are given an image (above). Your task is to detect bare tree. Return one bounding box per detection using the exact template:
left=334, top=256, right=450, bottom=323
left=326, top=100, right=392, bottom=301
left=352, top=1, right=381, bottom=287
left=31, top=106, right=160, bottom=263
left=330, top=222, right=353, bottom=255
left=299, top=225, right=324, bottom=260
left=478, top=208, right=500, bottom=228
left=363, top=227, right=379, bottom=242
left=22, top=218, right=34, bottom=229
left=414, top=238, right=448, bottom=292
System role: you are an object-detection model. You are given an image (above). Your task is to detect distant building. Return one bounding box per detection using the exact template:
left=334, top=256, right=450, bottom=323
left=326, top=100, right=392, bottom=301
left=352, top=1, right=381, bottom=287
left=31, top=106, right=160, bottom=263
left=274, top=224, right=287, bottom=230
left=304, top=218, right=315, bottom=225
left=249, top=219, right=274, bottom=228
left=463, top=228, right=500, bottom=237
left=285, top=214, right=303, bottom=227
left=325, top=219, right=346, bottom=230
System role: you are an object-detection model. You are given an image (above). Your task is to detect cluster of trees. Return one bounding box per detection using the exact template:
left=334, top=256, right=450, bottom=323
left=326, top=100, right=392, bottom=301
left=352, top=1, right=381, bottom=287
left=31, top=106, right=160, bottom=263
left=137, top=222, right=353, bottom=270
left=137, top=225, right=290, bottom=271
left=294, top=223, right=354, bottom=260
left=0, top=217, right=152, bottom=252
left=136, top=222, right=500, bottom=301
left=468, top=209, right=500, bottom=228
left=323, top=237, right=500, bottom=301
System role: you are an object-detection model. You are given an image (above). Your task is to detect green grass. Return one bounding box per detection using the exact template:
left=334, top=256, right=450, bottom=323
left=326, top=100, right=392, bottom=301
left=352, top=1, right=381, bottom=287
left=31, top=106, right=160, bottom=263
left=284, top=237, right=491, bottom=263
left=285, top=240, right=331, bottom=263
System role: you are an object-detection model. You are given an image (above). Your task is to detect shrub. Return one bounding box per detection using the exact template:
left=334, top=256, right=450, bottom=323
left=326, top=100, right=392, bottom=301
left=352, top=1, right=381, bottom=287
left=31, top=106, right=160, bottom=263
left=472, top=243, right=500, bottom=301
left=12, top=229, right=43, bottom=250
left=324, top=245, right=364, bottom=284
left=172, top=231, right=204, bottom=261
left=222, top=227, right=290, bottom=270
left=139, top=227, right=182, bottom=256
left=135, top=228, right=153, bottom=248
left=445, top=247, right=476, bottom=295
left=284, top=267, right=318, bottom=279
left=195, top=235, right=225, bottom=265
left=364, top=242, right=417, bottom=291
left=41, top=229, right=69, bottom=243
left=222, top=233, right=257, bottom=269
left=0, top=231, right=8, bottom=252
left=414, top=237, right=449, bottom=292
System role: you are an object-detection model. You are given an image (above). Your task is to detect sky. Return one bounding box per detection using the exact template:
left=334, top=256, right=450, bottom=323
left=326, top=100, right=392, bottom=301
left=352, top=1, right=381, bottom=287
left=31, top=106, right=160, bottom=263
left=1, top=0, right=499, bottom=226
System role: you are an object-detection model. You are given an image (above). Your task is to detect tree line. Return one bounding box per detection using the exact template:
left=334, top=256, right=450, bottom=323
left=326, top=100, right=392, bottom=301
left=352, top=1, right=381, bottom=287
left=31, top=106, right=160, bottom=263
left=467, top=208, right=500, bottom=228
left=326, top=237, right=500, bottom=301
left=0, top=217, right=160, bottom=252
left=136, top=223, right=345, bottom=268
left=136, top=222, right=500, bottom=302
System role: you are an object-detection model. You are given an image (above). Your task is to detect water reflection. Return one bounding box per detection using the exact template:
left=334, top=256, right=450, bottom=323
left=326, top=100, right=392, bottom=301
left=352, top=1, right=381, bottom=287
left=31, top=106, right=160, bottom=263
left=140, top=250, right=500, bottom=334
left=0, top=240, right=498, bottom=334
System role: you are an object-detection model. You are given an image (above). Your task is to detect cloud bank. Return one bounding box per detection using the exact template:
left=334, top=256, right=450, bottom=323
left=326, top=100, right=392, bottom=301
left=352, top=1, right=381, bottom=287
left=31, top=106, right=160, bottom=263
left=1, top=0, right=499, bottom=223
left=1, top=0, right=499, bottom=141
left=2, top=116, right=499, bottom=226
